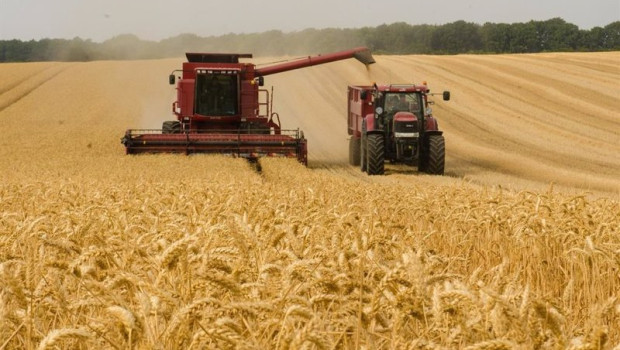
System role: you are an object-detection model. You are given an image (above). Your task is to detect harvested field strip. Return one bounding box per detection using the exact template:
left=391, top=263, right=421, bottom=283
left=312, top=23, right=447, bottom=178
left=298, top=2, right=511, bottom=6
left=441, top=57, right=616, bottom=128
left=511, top=52, right=620, bottom=84
left=496, top=56, right=620, bottom=113
left=0, top=62, right=59, bottom=94
left=393, top=54, right=619, bottom=130
left=0, top=63, right=72, bottom=112
left=393, top=55, right=617, bottom=136
left=438, top=101, right=619, bottom=179
left=443, top=132, right=620, bottom=194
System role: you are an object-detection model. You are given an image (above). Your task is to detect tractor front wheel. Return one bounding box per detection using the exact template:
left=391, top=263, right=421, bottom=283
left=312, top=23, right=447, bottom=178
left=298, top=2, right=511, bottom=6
left=366, top=134, right=385, bottom=175
left=419, top=134, right=445, bottom=175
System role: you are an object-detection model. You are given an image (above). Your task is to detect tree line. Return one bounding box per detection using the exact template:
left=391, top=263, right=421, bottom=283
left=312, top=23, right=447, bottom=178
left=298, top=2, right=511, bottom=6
left=1, top=18, right=618, bottom=62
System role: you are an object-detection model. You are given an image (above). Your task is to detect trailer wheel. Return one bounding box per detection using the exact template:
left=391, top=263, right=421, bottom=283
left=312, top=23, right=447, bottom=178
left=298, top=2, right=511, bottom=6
left=349, top=137, right=361, bottom=166
left=366, top=134, right=385, bottom=175
left=162, top=121, right=181, bottom=134
left=360, top=134, right=367, bottom=172
left=420, top=134, right=445, bottom=175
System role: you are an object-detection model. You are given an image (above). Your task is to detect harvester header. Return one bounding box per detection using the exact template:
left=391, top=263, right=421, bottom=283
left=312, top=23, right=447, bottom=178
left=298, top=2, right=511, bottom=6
left=121, top=47, right=374, bottom=164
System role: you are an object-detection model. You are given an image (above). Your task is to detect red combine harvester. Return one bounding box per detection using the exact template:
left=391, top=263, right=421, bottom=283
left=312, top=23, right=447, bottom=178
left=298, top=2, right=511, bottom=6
left=348, top=83, right=450, bottom=175
left=121, top=47, right=375, bottom=164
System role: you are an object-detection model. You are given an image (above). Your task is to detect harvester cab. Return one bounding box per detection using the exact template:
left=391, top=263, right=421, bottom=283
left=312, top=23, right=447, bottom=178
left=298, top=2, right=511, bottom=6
left=122, top=47, right=375, bottom=165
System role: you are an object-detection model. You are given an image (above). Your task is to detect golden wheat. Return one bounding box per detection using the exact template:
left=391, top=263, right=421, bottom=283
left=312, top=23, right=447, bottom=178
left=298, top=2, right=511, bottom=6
left=36, top=328, right=92, bottom=350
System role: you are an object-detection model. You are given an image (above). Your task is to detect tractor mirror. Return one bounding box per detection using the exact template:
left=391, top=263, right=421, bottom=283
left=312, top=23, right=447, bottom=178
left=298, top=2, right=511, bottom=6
left=169, top=74, right=176, bottom=85
left=255, top=76, right=264, bottom=86
left=443, top=91, right=450, bottom=101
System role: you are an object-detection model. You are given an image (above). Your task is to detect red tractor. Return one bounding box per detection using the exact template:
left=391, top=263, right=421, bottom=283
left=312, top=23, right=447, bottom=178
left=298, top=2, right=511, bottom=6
left=347, top=83, right=450, bottom=175
left=121, top=47, right=375, bottom=164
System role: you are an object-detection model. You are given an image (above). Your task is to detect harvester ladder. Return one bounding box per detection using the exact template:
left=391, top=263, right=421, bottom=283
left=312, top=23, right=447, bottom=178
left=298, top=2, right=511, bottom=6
left=258, top=89, right=271, bottom=118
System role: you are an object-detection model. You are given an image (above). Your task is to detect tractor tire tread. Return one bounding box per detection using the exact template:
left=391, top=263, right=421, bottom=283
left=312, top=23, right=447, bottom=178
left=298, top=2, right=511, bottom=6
left=366, top=134, right=385, bottom=175
left=162, top=121, right=181, bottom=134
left=425, top=134, right=445, bottom=175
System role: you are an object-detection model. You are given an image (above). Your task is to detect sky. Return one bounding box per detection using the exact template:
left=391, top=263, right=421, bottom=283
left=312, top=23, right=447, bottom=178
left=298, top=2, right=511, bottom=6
left=1, top=0, right=618, bottom=42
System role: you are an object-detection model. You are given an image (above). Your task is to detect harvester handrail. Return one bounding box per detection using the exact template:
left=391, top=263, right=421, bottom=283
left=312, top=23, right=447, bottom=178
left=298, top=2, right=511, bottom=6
left=125, top=128, right=303, bottom=138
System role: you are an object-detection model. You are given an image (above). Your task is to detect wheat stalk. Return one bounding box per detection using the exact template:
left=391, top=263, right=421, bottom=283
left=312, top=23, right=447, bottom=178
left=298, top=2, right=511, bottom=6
left=37, top=328, right=92, bottom=350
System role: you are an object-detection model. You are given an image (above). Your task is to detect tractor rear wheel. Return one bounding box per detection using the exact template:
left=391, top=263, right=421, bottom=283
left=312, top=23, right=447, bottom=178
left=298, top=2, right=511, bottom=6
left=420, top=134, right=445, bottom=175
left=349, top=137, right=360, bottom=166
left=162, top=121, right=181, bottom=134
left=366, top=134, right=385, bottom=175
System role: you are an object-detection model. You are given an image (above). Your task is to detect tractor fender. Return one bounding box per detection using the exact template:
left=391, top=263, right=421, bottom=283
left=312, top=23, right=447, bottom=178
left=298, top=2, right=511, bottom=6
left=363, top=113, right=381, bottom=133
left=425, top=116, right=440, bottom=131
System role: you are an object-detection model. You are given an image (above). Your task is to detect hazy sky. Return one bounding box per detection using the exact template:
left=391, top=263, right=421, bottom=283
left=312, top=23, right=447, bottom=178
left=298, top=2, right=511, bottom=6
left=1, top=0, right=618, bottom=42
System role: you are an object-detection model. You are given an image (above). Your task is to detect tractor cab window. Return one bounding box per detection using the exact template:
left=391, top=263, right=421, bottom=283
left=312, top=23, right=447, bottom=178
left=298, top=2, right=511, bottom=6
left=195, top=71, right=239, bottom=116
left=384, top=93, right=421, bottom=114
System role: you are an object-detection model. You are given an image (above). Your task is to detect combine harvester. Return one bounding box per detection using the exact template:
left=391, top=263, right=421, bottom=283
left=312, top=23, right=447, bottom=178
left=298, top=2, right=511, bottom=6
left=121, top=47, right=375, bottom=164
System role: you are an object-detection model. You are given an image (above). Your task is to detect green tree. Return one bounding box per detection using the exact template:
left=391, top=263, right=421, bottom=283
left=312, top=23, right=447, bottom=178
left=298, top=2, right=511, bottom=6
left=534, top=18, right=581, bottom=51
left=481, top=22, right=513, bottom=53
left=1, top=18, right=618, bottom=62
left=431, top=20, right=482, bottom=53
left=510, top=21, right=539, bottom=52
left=602, top=21, right=620, bottom=49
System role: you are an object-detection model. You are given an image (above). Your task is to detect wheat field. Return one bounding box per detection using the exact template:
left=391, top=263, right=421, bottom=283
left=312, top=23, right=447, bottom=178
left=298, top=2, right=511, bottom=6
left=0, top=53, right=619, bottom=349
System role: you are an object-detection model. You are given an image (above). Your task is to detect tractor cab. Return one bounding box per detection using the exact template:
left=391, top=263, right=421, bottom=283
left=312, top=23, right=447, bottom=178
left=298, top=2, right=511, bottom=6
left=383, top=92, right=422, bottom=115
left=374, top=91, right=424, bottom=142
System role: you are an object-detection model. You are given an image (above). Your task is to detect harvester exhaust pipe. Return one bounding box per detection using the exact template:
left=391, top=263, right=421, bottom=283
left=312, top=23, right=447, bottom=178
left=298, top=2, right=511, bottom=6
left=255, top=47, right=375, bottom=77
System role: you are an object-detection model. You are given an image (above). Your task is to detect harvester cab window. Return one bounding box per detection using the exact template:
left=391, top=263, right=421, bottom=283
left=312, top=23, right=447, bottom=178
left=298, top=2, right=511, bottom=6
left=195, top=72, right=239, bottom=116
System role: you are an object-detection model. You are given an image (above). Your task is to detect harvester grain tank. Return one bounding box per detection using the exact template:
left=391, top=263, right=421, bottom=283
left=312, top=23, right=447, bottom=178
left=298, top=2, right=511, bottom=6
left=347, top=83, right=450, bottom=175
left=121, top=47, right=375, bottom=164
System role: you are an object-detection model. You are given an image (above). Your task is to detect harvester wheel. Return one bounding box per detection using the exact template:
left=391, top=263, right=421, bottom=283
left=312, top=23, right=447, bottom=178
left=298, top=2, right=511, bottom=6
left=349, top=137, right=360, bottom=166
left=420, top=134, right=445, bottom=175
left=366, top=134, right=385, bottom=175
left=162, top=121, right=181, bottom=134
